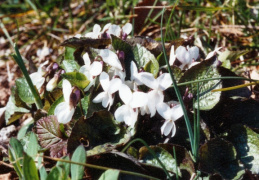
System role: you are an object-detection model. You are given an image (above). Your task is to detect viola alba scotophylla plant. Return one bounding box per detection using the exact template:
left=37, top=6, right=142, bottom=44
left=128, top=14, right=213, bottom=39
left=115, top=84, right=148, bottom=127
left=93, top=72, right=122, bottom=110
left=157, top=102, right=184, bottom=137
left=98, top=49, right=125, bottom=79
left=139, top=72, right=173, bottom=117
left=54, top=79, right=76, bottom=124
left=170, top=45, right=199, bottom=70
left=79, top=52, right=103, bottom=91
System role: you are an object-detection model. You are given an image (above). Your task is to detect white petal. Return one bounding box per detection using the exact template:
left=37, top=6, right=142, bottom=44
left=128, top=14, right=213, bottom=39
left=90, top=61, right=103, bottom=76
left=85, top=24, right=101, bottom=38
left=102, top=94, right=110, bottom=108
left=99, top=49, right=123, bottom=70
left=169, top=45, right=176, bottom=66
left=171, top=123, right=176, bottom=137
left=83, top=52, right=91, bottom=67
left=171, top=105, right=184, bottom=120
left=161, top=120, right=174, bottom=136
left=147, top=90, right=160, bottom=117
left=130, top=92, right=148, bottom=108
left=176, top=46, right=187, bottom=63
left=102, top=23, right=111, bottom=32
left=122, top=23, right=132, bottom=35
left=119, top=84, right=132, bottom=104
left=99, top=72, right=110, bottom=91
left=114, top=105, right=130, bottom=122
left=30, top=72, right=45, bottom=91
left=156, top=102, right=171, bottom=120
left=93, top=92, right=106, bottom=103
left=130, top=61, right=143, bottom=85
left=62, top=79, right=72, bottom=103
left=107, top=24, right=121, bottom=37
left=108, top=78, right=122, bottom=94
left=138, top=72, right=158, bottom=90
left=54, top=102, right=75, bottom=124
left=157, top=73, right=172, bottom=91
left=189, top=46, right=199, bottom=61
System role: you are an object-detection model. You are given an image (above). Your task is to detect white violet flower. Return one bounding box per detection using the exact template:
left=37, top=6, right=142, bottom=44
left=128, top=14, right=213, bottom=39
left=139, top=72, right=172, bottom=117
left=79, top=52, right=103, bottom=91
left=99, top=49, right=125, bottom=79
left=157, top=102, right=184, bottom=137
left=54, top=79, right=75, bottom=124
left=93, top=72, right=122, bottom=110
left=115, top=84, right=148, bottom=127
left=170, top=45, right=199, bottom=70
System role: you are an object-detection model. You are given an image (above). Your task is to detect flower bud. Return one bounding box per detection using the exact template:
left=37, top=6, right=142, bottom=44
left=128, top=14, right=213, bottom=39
left=46, top=74, right=59, bottom=92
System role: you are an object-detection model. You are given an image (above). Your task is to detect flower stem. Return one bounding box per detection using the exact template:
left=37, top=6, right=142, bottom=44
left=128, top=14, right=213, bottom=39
left=160, top=7, right=195, bottom=154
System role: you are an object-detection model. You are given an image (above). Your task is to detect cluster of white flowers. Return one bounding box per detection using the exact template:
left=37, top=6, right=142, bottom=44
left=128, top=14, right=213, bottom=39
left=30, top=22, right=218, bottom=138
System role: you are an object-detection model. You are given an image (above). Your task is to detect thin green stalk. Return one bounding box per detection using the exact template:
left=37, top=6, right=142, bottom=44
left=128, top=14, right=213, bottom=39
left=12, top=44, right=43, bottom=109
left=0, top=21, right=15, bottom=48
left=41, top=156, right=160, bottom=180
left=161, top=7, right=195, bottom=154
left=144, top=0, right=159, bottom=24
left=193, top=83, right=200, bottom=161
left=176, top=76, right=258, bottom=87
left=193, top=97, right=197, bottom=159
left=121, top=138, right=172, bottom=180
left=196, top=83, right=200, bottom=161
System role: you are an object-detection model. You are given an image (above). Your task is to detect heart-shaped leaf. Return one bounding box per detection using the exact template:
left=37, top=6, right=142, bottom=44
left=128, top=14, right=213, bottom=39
left=133, top=44, right=159, bottom=77
left=199, top=138, right=244, bottom=179
left=179, top=56, right=221, bottom=110
left=228, top=124, right=259, bottom=174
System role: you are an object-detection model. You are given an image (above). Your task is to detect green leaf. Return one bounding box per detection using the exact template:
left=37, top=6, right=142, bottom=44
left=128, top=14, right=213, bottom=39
left=71, top=145, right=86, bottom=180
left=67, top=110, right=130, bottom=153
left=139, top=145, right=180, bottom=176
left=23, top=153, right=39, bottom=180
left=9, top=138, right=24, bottom=179
left=39, top=167, right=48, bottom=180
left=62, top=72, right=90, bottom=90
left=199, top=138, right=244, bottom=179
left=9, top=138, right=23, bottom=163
left=16, top=77, right=35, bottom=104
left=57, top=156, right=70, bottom=179
left=46, top=166, right=66, bottom=180
left=133, top=44, right=159, bottom=77
left=48, top=95, right=64, bottom=115
left=228, top=125, right=259, bottom=174
left=64, top=47, right=76, bottom=60
left=61, top=59, right=80, bottom=72
left=98, top=169, right=120, bottom=180
left=179, top=56, right=222, bottom=110
left=25, top=132, right=38, bottom=158
left=5, top=93, right=30, bottom=125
